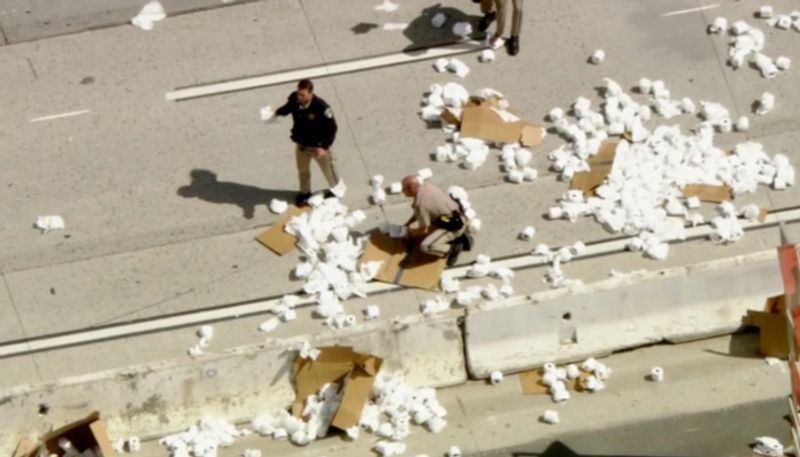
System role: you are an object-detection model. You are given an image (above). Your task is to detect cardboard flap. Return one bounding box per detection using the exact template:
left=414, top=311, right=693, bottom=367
left=765, top=295, right=785, bottom=313
left=254, top=206, right=311, bottom=255
left=291, top=347, right=383, bottom=430
left=13, top=439, right=37, bottom=457
left=570, top=141, right=618, bottom=196
left=330, top=363, right=383, bottom=430
left=459, top=103, right=541, bottom=146
left=681, top=184, right=732, bottom=203
left=358, top=232, right=445, bottom=291
left=88, top=421, right=116, bottom=457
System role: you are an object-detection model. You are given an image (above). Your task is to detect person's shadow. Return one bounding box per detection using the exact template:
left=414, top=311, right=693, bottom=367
left=177, top=169, right=297, bottom=219
left=402, top=3, right=483, bottom=53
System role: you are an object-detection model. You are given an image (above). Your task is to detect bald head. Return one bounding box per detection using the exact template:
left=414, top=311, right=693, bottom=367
left=401, top=175, right=421, bottom=197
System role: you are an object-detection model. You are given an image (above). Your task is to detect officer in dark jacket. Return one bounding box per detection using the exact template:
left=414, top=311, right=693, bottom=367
left=275, top=79, right=340, bottom=206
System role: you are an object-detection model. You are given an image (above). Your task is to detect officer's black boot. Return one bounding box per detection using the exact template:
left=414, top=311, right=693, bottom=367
left=294, top=192, right=311, bottom=207
left=507, top=36, right=520, bottom=56
left=478, top=11, right=496, bottom=33
left=446, top=241, right=464, bottom=267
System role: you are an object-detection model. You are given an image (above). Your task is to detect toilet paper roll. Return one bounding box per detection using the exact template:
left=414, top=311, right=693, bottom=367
left=490, top=371, right=504, bottom=384
left=650, top=366, right=664, bottom=382
left=543, top=362, right=557, bottom=373
left=542, top=409, right=560, bottom=424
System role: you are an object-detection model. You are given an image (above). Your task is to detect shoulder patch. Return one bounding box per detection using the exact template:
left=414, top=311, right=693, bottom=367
left=324, top=107, right=334, bottom=119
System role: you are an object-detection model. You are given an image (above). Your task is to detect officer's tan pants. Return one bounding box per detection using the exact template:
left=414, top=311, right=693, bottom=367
left=481, top=0, right=523, bottom=37
left=295, top=144, right=339, bottom=194
left=420, top=226, right=467, bottom=258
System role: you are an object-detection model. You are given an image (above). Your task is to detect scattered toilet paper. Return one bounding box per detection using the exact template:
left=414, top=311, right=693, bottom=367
left=35, top=215, right=65, bottom=233
left=131, top=1, right=166, bottom=30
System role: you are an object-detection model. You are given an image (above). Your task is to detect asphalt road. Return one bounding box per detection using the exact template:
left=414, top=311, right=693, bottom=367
left=471, top=398, right=791, bottom=457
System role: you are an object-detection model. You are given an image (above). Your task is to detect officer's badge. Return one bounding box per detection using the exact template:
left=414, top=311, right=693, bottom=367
left=324, top=107, right=334, bottom=118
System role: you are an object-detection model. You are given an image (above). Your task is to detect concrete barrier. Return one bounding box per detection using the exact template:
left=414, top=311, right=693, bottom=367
left=0, top=313, right=465, bottom=455
left=464, top=250, right=783, bottom=378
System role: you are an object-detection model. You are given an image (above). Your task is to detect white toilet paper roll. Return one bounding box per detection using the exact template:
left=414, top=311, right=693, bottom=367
left=490, top=371, right=504, bottom=384
left=543, top=362, right=557, bottom=373
left=650, top=366, right=664, bottom=382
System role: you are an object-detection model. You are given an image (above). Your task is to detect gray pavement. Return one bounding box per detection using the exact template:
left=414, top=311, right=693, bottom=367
left=1, top=0, right=800, bottom=407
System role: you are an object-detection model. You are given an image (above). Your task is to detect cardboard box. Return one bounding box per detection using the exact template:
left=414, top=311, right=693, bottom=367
left=358, top=232, right=446, bottom=291
left=742, top=295, right=794, bottom=359
left=15, top=412, right=117, bottom=457
left=291, top=346, right=383, bottom=431
left=254, top=205, right=311, bottom=255
left=458, top=97, right=542, bottom=148
left=680, top=184, right=732, bottom=203
left=569, top=141, right=618, bottom=197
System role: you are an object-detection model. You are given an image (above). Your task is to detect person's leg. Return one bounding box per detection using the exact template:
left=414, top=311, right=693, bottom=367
left=507, top=0, right=523, bottom=55
left=295, top=145, right=312, bottom=203
left=420, top=228, right=457, bottom=257
left=479, top=0, right=497, bottom=32
left=313, top=149, right=340, bottom=189
left=511, top=0, right=523, bottom=35
left=494, top=0, right=508, bottom=37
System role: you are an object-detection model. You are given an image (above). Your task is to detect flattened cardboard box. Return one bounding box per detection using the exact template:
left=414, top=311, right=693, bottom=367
left=291, top=346, right=383, bottom=431
left=15, top=412, right=117, bottom=457
left=570, top=141, right=618, bottom=197
left=458, top=97, right=543, bottom=148
left=680, top=184, right=732, bottom=203
left=255, top=205, right=311, bottom=255
left=743, top=295, right=796, bottom=359
left=358, top=232, right=446, bottom=291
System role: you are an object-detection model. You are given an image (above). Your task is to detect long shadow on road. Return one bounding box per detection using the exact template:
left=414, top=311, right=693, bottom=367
left=177, top=168, right=296, bottom=219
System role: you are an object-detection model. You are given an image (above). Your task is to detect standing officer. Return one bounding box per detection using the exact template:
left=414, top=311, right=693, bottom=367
left=275, top=79, right=340, bottom=206
left=478, top=0, right=524, bottom=56
left=401, top=175, right=473, bottom=267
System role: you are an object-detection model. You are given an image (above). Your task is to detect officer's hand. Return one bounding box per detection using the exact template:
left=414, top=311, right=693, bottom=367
left=314, top=147, right=327, bottom=158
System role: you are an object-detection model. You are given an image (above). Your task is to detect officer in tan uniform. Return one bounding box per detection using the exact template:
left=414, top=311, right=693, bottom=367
left=478, top=0, right=524, bottom=56
left=275, top=79, right=340, bottom=206
left=401, top=175, right=473, bottom=267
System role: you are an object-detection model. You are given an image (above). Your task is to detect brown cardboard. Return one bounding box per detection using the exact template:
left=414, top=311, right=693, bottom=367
left=519, top=369, right=593, bottom=395
left=569, top=141, right=618, bottom=197
left=440, top=109, right=461, bottom=127
left=254, top=205, right=311, bottom=255
left=758, top=208, right=768, bottom=223
left=741, top=295, right=794, bottom=358
left=680, top=184, right=732, bottom=203
left=39, top=412, right=116, bottom=457
left=13, top=438, right=36, bottom=457
left=291, top=346, right=383, bottom=431
left=458, top=98, right=542, bottom=147
left=519, top=369, right=549, bottom=394
left=744, top=310, right=788, bottom=358
left=358, top=232, right=446, bottom=291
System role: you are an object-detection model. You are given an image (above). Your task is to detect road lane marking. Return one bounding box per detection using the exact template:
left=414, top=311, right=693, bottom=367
left=29, top=109, right=91, bottom=123
left=166, top=40, right=484, bottom=101
left=661, top=4, right=720, bottom=17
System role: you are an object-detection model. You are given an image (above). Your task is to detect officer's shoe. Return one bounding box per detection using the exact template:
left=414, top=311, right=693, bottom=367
left=507, top=36, right=520, bottom=56
left=478, top=12, right=496, bottom=33
left=446, top=242, right=464, bottom=267
left=294, top=192, right=311, bottom=207
left=459, top=233, right=475, bottom=252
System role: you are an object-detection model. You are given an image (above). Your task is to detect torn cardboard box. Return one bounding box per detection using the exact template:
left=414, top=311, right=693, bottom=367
left=358, top=232, right=446, bottom=291
left=569, top=141, right=617, bottom=197
left=743, top=295, right=794, bottom=359
left=255, top=205, right=311, bottom=255
left=15, top=412, right=117, bottom=457
left=458, top=97, right=543, bottom=148
left=292, top=346, right=383, bottom=431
